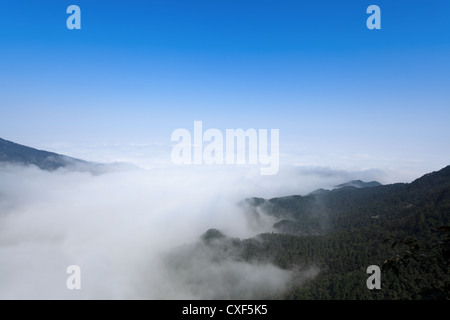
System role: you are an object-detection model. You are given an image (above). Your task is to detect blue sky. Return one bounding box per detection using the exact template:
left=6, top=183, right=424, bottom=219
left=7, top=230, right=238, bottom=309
left=0, top=0, right=449, bottom=176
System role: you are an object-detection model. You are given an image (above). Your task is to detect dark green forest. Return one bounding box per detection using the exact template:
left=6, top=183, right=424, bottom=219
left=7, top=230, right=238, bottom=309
left=200, top=166, right=450, bottom=299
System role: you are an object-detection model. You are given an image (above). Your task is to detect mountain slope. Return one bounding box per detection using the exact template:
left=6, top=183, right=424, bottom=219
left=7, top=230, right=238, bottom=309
left=0, top=137, right=101, bottom=172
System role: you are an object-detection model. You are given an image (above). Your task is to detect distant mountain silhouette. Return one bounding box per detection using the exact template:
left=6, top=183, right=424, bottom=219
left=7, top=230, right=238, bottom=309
left=334, top=180, right=382, bottom=189
left=0, top=137, right=103, bottom=172
left=306, top=180, right=381, bottom=196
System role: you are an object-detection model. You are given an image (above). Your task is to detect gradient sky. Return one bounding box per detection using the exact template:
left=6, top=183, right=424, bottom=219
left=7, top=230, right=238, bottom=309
left=0, top=0, right=449, bottom=177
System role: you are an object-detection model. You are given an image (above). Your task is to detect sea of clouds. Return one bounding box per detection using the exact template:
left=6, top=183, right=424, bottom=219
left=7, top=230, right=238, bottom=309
left=0, top=162, right=385, bottom=299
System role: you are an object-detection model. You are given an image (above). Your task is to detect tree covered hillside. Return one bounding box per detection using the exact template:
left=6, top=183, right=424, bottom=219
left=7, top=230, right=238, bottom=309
left=203, top=166, right=450, bottom=299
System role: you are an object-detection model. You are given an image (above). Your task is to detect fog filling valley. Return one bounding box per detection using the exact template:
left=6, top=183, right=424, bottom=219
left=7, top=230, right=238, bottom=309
left=0, top=163, right=385, bottom=299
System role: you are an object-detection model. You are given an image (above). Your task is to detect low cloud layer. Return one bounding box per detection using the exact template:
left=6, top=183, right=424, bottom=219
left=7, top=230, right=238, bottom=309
left=0, top=163, right=384, bottom=299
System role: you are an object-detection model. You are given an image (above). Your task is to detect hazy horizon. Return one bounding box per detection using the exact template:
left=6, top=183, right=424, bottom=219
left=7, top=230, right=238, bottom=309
left=1, top=1, right=449, bottom=182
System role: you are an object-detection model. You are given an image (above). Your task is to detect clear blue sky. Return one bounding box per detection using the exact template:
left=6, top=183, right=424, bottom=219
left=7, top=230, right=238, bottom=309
left=0, top=1, right=449, bottom=175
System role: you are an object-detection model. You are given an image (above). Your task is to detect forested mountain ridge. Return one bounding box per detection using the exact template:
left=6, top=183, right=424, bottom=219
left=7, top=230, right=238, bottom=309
left=241, top=166, right=450, bottom=237
left=213, top=166, right=450, bottom=299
